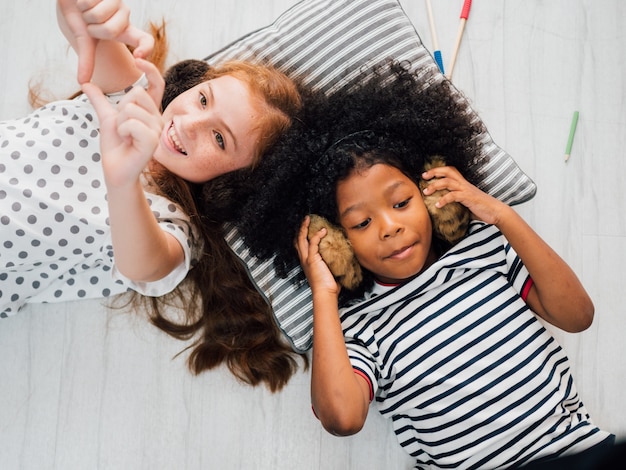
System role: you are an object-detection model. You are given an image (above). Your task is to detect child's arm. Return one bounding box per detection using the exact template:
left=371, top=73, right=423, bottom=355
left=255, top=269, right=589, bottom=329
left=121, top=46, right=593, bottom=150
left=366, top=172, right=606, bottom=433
left=57, top=0, right=154, bottom=89
left=296, top=217, right=371, bottom=435
left=422, top=166, right=594, bottom=333
left=81, top=59, right=184, bottom=283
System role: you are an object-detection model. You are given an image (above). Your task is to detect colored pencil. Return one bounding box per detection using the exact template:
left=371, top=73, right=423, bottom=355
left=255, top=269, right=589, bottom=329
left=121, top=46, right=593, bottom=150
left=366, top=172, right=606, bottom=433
left=446, top=0, right=473, bottom=80
left=425, top=0, right=445, bottom=73
left=565, top=111, right=579, bottom=162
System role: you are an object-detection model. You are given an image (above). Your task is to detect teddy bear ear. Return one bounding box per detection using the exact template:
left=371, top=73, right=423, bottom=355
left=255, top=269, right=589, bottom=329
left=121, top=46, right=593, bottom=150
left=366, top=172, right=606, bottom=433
left=307, top=214, right=363, bottom=290
left=418, top=156, right=470, bottom=245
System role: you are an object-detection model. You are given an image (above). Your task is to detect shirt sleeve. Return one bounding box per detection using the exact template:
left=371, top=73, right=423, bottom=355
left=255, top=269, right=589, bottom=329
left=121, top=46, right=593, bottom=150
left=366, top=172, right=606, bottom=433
left=345, top=337, right=378, bottom=402
left=504, top=239, right=533, bottom=299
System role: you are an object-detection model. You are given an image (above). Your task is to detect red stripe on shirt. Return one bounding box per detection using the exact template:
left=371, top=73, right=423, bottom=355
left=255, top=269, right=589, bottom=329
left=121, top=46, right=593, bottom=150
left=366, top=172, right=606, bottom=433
left=521, top=276, right=534, bottom=302
left=353, top=368, right=374, bottom=402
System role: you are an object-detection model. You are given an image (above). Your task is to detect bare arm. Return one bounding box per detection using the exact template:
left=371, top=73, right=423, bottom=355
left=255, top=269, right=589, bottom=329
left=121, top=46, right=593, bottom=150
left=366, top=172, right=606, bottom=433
left=57, top=0, right=154, bottom=88
left=81, top=59, right=183, bottom=282
left=296, top=217, right=371, bottom=435
left=422, top=166, right=594, bottom=333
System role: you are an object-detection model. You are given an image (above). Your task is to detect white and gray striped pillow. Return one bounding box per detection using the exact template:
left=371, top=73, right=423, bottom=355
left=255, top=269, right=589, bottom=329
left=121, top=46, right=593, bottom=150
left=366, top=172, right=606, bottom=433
left=208, top=0, right=536, bottom=352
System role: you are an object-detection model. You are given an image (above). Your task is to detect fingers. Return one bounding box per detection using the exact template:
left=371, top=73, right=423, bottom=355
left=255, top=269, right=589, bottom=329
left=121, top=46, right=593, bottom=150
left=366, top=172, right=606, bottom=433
left=58, top=0, right=97, bottom=84
left=76, top=0, right=105, bottom=11
left=297, top=218, right=341, bottom=294
left=83, top=73, right=161, bottom=126
left=308, top=227, right=327, bottom=247
left=295, top=216, right=311, bottom=259
left=420, top=166, right=470, bottom=209
left=296, top=216, right=327, bottom=262
left=79, top=0, right=123, bottom=21
left=81, top=0, right=129, bottom=38
left=82, top=81, right=162, bottom=152
left=75, top=36, right=97, bottom=85
left=81, top=0, right=154, bottom=59
left=134, top=58, right=165, bottom=108
left=422, top=166, right=466, bottom=193
left=298, top=215, right=311, bottom=239
left=81, top=82, right=114, bottom=120
left=420, top=165, right=499, bottom=220
left=116, top=116, right=160, bottom=159
left=116, top=87, right=163, bottom=138
left=421, top=164, right=462, bottom=181
left=121, top=25, right=155, bottom=59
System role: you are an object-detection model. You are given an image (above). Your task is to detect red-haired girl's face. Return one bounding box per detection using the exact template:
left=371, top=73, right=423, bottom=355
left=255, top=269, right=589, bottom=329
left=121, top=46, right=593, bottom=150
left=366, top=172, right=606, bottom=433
left=337, top=163, right=437, bottom=284
left=154, top=75, right=261, bottom=182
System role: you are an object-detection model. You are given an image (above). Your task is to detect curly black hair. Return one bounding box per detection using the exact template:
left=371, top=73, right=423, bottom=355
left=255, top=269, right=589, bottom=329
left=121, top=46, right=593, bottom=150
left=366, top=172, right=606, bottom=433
left=235, top=60, right=487, bottom=284
left=161, top=59, right=211, bottom=110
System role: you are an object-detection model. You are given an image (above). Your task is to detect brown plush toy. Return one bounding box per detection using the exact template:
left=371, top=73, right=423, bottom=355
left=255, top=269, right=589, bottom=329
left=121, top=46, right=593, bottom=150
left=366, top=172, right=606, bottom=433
left=307, top=214, right=363, bottom=290
left=418, top=155, right=470, bottom=245
left=308, top=156, right=469, bottom=291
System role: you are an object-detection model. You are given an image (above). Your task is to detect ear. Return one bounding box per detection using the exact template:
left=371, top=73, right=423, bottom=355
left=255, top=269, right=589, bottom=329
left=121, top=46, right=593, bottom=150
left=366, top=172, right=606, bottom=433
left=418, top=156, right=470, bottom=244
left=307, top=214, right=363, bottom=290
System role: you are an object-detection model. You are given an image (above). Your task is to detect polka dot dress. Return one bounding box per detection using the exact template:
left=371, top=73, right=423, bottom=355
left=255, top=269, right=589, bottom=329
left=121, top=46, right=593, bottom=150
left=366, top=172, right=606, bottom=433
left=0, top=92, right=201, bottom=318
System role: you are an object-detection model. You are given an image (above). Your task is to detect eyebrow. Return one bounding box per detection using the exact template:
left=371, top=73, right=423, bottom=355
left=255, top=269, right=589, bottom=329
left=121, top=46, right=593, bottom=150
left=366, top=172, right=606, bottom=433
left=339, top=180, right=406, bottom=220
left=207, top=82, right=237, bottom=151
left=339, top=202, right=362, bottom=221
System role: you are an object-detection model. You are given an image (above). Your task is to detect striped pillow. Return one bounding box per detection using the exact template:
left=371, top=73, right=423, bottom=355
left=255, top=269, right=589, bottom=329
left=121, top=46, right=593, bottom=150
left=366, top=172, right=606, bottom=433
left=208, top=0, right=536, bottom=352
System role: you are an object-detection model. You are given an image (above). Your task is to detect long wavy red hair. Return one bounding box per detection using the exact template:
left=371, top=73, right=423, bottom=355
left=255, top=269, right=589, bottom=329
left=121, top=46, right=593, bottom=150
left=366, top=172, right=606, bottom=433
left=134, top=23, right=308, bottom=392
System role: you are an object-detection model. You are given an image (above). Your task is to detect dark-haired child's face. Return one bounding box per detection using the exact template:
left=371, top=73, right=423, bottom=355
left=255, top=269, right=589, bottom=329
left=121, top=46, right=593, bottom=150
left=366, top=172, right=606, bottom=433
left=337, top=163, right=437, bottom=284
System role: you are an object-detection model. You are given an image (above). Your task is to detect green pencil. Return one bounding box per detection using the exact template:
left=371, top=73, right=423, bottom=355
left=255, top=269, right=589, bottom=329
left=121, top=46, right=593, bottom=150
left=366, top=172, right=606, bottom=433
left=565, top=111, right=579, bottom=162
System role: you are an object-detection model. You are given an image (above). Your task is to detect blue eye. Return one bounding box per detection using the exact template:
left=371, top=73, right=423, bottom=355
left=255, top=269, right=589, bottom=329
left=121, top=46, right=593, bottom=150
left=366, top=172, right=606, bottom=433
left=214, top=132, right=225, bottom=149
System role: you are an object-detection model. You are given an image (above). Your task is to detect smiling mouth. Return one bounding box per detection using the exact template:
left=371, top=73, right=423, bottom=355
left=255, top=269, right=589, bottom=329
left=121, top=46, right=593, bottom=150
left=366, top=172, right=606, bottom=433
left=386, top=243, right=416, bottom=259
left=168, top=123, right=187, bottom=155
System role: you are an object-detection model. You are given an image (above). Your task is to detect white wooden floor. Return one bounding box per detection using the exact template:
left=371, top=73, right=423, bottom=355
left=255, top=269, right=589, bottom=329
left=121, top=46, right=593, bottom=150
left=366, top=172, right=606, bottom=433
left=1, top=1, right=624, bottom=469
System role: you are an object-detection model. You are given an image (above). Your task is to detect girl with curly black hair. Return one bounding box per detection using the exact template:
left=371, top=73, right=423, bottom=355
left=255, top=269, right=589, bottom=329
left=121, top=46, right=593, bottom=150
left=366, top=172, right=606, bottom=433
left=235, top=61, right=486, bottom=288
left=236, top=61, right=612, bottom=468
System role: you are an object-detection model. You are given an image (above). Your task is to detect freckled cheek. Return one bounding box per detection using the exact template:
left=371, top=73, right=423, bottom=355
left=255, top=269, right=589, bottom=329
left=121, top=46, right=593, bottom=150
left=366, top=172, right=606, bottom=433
left=183, top=148, right=217, bottom=178
left=197, top=157, right=225, bottom=180
left=192, top=143, right=217, bottom=167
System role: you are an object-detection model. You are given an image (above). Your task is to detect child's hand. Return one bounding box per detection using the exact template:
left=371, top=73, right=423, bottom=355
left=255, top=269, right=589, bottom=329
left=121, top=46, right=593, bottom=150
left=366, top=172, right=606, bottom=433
left=80, top=0, right=154, bottom=56
left=58, top=0, right=154, bottom=84
left=421, top=165, right=507, bottom=225
left=296, top=216, right=341, bottom=297
left=81, top=58, right=164, bottom=189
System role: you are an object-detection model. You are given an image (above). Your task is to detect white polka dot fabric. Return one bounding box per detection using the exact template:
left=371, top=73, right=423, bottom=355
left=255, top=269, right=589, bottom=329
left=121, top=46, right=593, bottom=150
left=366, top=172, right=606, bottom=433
left=0, top=91, right=201, bottom=317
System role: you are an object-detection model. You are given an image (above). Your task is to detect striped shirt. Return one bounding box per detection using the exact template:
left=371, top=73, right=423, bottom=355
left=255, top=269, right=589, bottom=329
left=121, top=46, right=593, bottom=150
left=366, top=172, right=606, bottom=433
left=341, top=222, right=609, bottom=469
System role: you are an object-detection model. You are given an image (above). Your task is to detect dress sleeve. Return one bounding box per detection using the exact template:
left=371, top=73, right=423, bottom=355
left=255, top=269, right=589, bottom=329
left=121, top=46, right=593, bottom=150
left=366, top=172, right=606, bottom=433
left=104, top=74, right=149, bottom=105
left=111, top=191, right=203, bottom=297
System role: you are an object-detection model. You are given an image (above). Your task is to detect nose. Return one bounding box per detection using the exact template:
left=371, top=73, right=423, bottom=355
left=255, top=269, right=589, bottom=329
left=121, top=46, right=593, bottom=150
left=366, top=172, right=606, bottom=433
left=379, top=214, right=403, bottom=240
left=181, top=105, right=213, bottom=132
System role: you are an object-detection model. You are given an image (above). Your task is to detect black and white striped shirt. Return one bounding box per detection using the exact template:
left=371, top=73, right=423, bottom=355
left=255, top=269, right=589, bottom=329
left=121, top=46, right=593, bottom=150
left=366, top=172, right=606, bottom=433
left=342, top=222, right=609, bottom=469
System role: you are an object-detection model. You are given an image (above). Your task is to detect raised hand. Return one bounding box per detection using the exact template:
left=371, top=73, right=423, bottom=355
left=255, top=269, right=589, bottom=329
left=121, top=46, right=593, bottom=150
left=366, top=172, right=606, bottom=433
left=81, top=58, right=164, bottom=189
left=296, top=216, right=341, bottom=297
left=421, top=165, right=507, bottom=226
left=57, top=0, right=154, bottom=84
